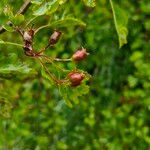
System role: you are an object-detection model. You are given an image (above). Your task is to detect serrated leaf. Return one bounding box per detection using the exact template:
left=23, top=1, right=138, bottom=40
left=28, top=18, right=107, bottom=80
left=13, top=14, right=24, bottom=25
left=52, top=17, right=86, bottom=27
left=109, top=0, right=128, bottom=48
left=41, top=67, right=53, bottom=83
left=63, top=95, right=73, bottom=108
left=46, top=1, right=59, bottom=15
left=83, top=0, right=96, bottom=7
left=59, top=86, right=73, bottom=107
left=33, top=0, right=60, bottom=16
left=33, top=3, right=48, bottom=16
left=59, top=83, right=89, bottom=107
left=0, top=64, right=37, bottom=79
left=75, top=84, right=90, bottom=95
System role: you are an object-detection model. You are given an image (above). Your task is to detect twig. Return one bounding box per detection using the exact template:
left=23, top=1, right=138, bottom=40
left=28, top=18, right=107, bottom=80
left=0, top=0, right=31, bottom=34
left=16, top=0, right=31, bottom=15
left=25, top=16, right=38, bottom=27
left=40, top=55, right=70, bottom=72
left=54, top=58, right=72, bottom=62
left=38, top=58, right=57, bottom=83
left=35, top=24, right=50, bottom=34
left=37, top=58, right=67, bottom=84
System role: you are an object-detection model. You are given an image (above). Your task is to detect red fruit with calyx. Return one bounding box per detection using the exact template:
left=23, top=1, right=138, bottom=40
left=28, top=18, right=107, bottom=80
left=72, top=47, right=89, bottom=61
left=68, top=72, right=85, bottom=87
left=49, top=30, right=62, bottom=45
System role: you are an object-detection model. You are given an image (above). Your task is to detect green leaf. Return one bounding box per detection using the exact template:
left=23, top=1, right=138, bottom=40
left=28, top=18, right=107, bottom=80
left=33, top=3, right=48, bottom=16
left=41, top=67, right=53, bottom=84
left=0, top=64, right=37, bottom=79
left=59, top=86, right=73, bottom=107
left=128, top=75, right=138, bottom=88
left=51, top=17, right=86, bottom=27
left=36, top=17, right=86, bottom=33
left=59, top=83, right=90, bottom=107
left=33, top=0, right=60, bottom=16
left=130, top=51, right=143, bottom=62
left=83, top=0, right=96, bottom=7
left=0, top=12, right=8, bottom=26
left=46, top=1, right=59, bottom=15
left=58, top=0, right=67, bottom=5
left=12, top=14, right=24, bottom=25
left=31, top=0, right=43, bottom=5
left=109, top=0, right=128, bottom=48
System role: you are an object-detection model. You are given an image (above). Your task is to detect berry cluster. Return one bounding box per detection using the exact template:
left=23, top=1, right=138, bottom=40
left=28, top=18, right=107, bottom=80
left=16, top=27, right=90, bottom=87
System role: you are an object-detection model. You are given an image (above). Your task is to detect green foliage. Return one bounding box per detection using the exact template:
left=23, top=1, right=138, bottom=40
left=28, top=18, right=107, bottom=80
left=0, top=63, right=36, bottom=79
left=0, top=53, right=37, bottom=79
left=32, top=0, right=67, bottom=16
left=109, top=0, right=128, bottom=48
left=83, top=0, right=96, bottom=7
left=0, top=0, right=150, bottom=149
left=59, top=73, right=90, bottom=107
left=13, top=14, right=25, bottom=25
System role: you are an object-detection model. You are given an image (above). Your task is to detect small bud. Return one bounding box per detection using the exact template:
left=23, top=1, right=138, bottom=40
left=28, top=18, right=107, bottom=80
left=49, top=30, right=62, bottom=45
left=68, top=71, right=85, bottom=87
left=72, top=47, right=89, bottom=61
left=23, top=29, right=34, bottom=43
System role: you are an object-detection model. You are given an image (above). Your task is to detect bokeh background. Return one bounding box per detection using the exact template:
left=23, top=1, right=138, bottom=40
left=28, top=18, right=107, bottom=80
left=0, top=0, right=150, bottom=149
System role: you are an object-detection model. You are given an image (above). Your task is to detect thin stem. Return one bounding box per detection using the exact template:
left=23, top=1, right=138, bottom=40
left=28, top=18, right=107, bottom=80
left=36, top=44, right=50, bottom=55
left=41, top=55, right=69, bottom=72
left=37, top=58, right=59, bottom=84
left=35, top=24, right=50, bottom=34
left=38, top=58, right=68, bottom=85
left=34, top=20, right=62, bottom=34
left=25, top=16, right=39, bottom=27
left=0, top=41, right=23, bottom=47
left=54, top=58, right=72, bottom=62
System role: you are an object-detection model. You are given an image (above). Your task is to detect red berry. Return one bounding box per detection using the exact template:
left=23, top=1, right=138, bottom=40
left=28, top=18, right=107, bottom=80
left=49, top=30, right=62, bottom=45
left=72, top=48, right=89, bottom=61
left=68, top=72, right=85, bottom=87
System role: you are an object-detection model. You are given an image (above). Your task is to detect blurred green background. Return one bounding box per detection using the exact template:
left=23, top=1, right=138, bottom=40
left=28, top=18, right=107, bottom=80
left=0, top=0, right=150, bottom=149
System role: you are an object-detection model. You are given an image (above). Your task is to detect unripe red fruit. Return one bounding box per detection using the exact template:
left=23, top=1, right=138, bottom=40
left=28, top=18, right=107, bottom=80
left=23, top=41, right=32, bottom=51
left=72, top=48, right=89, bottom=61
left=68, top=72, right=85, bottom=87
left=49, top=30, right=62, bottom=45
